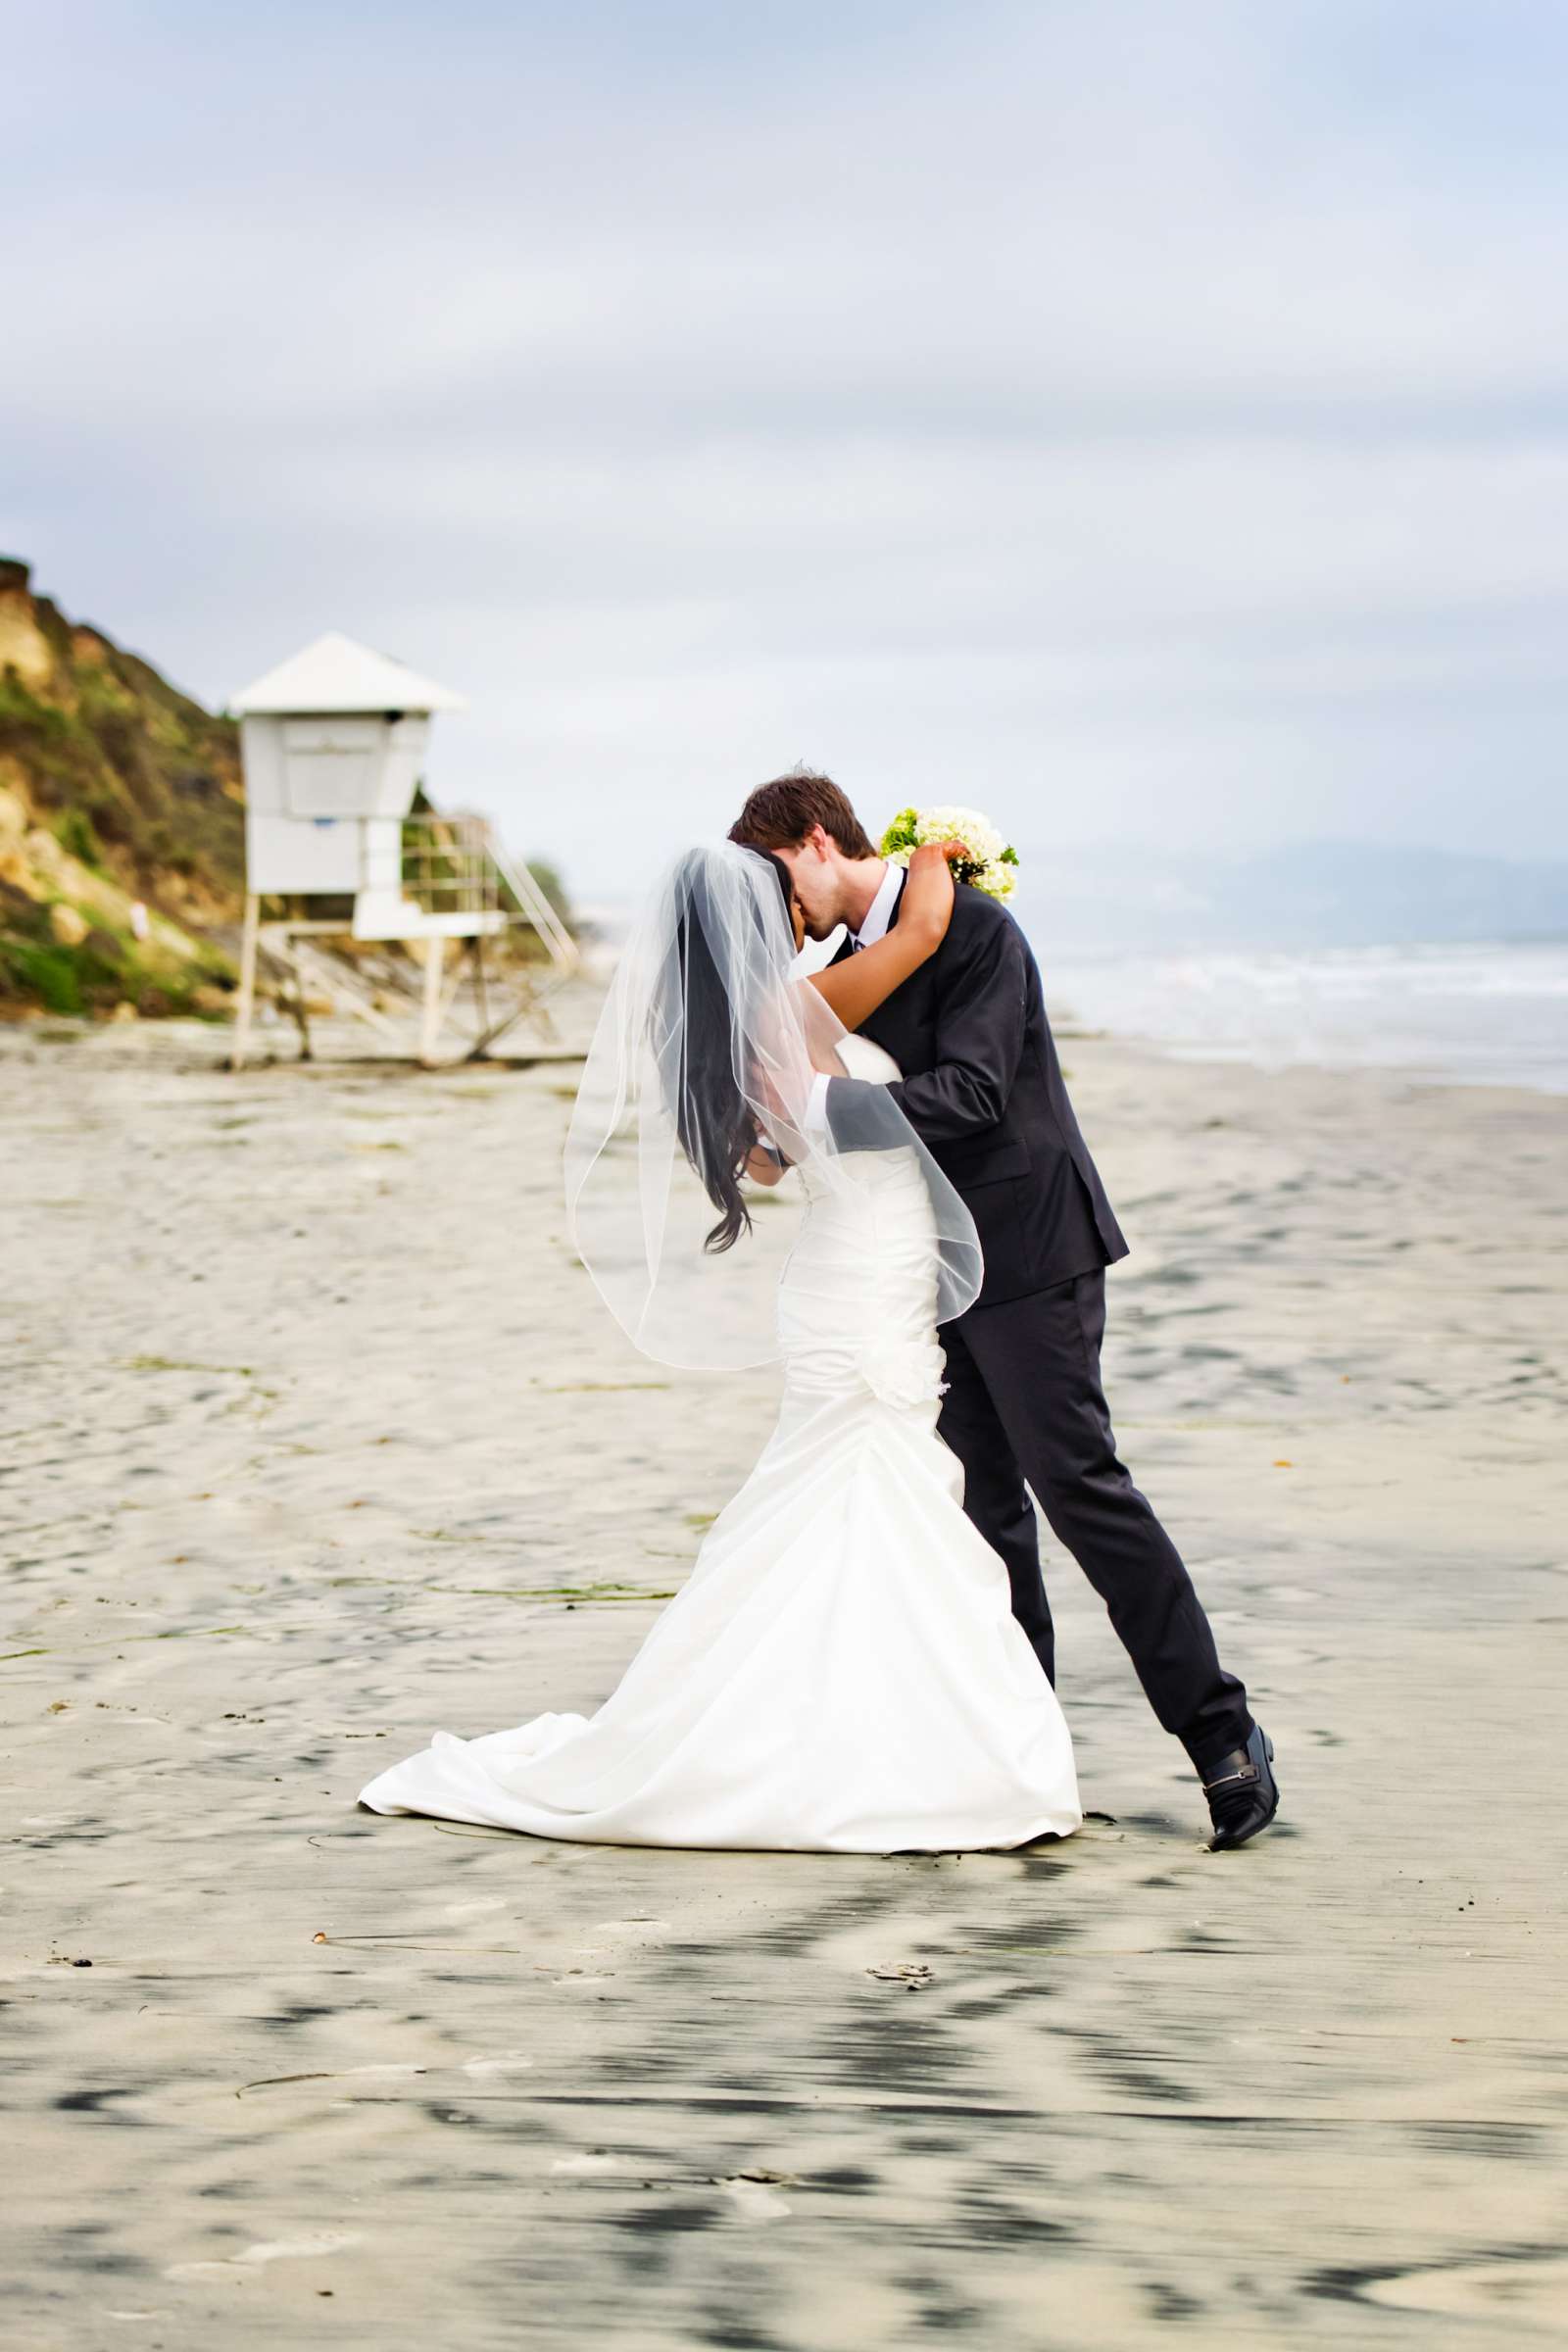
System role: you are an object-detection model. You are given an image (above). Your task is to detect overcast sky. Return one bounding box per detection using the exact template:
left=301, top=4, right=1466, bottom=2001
left=6, top=1, right=1567, bottom=894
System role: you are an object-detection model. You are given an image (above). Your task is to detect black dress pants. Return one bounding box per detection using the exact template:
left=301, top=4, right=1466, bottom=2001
left=937, top=1270, right=1252, bottom=1772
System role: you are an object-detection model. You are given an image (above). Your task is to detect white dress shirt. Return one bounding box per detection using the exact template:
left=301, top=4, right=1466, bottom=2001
left=803, top=862, right=905, bottom=1133
left=851, top=858, right=904, bottom=949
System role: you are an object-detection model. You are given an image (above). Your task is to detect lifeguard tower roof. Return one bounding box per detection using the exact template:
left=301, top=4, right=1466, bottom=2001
left=231, top=631, right=466, bottom=715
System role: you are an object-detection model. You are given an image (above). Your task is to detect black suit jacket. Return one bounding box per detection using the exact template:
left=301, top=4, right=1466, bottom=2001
left=824, top=876, right=1128, bottom=1306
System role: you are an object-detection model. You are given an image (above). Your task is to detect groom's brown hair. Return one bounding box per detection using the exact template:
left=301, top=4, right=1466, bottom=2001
left=729, top=767, right=877, bottom=861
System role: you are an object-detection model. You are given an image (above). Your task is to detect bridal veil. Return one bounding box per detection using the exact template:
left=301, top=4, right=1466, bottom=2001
left=564, top=842, right=983, bottom=1369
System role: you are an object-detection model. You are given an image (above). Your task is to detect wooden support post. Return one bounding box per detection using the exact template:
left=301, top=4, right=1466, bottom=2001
left=287, top=939, right=314, bottom=1062
left=232, top=892, right=260, bottom=1070
left=419, top=933, right=444, bottom=1065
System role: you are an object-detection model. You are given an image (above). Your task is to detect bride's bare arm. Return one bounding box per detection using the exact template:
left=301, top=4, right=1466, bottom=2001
left=808, top=842, right=965, bottom=1033
left=748, top=844, right=967, bottom=1172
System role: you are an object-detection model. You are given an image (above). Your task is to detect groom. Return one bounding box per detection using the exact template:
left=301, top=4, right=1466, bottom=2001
left=730, top=770, right=1279, bottom=1849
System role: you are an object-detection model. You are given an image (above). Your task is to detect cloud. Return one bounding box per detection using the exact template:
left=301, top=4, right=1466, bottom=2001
left=4, top=0, right=1568, bottom=888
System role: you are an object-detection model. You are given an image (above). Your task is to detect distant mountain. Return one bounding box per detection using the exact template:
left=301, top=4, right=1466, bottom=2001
left=0, top=557, right=242, bottom=1017
left=1026, top=839, right=1568, bottom=953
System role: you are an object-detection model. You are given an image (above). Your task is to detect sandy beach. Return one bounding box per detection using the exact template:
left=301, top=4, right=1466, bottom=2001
left=4, top=995, right=1565, bottom=2349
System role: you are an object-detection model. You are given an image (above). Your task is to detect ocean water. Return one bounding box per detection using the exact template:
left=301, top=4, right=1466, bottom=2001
left=1033, top=938, right=1568, bottom=1097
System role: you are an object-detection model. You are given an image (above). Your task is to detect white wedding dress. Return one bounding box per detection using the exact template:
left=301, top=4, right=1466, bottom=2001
left=360, top=1038, right=1080, bottom=1852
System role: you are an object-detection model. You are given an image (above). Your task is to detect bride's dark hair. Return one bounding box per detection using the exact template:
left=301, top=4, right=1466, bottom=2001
left=666, top=847, right=795, bottom=1255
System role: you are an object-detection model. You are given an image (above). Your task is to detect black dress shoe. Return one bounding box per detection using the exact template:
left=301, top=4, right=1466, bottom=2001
left=1201, top=1723, right=1279, bottom=1850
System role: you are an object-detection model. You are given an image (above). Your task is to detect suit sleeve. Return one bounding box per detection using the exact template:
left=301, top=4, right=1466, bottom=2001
left=821, top=912, right=1029, bottom=1151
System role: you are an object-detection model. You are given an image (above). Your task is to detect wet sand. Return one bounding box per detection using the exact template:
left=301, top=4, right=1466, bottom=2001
left=4, top=997, right=1565, bottom=2347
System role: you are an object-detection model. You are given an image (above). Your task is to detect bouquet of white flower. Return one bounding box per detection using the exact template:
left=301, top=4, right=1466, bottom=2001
left=879, top=805, right=1020, bottom=903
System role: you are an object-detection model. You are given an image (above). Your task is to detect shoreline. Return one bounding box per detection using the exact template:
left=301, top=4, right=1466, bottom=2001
left=1052, top=1008, right=1568, bottom=1101
left=7, top=978, right=1561, bottom=1120
left=1038, top=931, right=1568, bottom=1100
left=6, top=991, right=1565, bottom=1103
left=10, top=909, right=1566, bottom=1099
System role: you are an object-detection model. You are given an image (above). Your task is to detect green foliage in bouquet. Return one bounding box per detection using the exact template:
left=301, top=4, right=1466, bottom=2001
left=879, top=805, right=1020, bottom=902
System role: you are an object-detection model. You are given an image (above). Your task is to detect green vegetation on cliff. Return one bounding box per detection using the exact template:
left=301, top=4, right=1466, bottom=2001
left=0, top=557, right=242, bottom=1017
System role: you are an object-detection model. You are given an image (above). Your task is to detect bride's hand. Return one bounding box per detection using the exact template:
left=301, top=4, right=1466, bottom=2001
left=744, top=1140, right=787, bottom=1187
left=900, top=840, right=969, bottom=950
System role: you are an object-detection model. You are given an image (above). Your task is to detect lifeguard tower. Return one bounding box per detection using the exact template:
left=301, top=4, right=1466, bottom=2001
left=229, top=632, right=576, bottom=1066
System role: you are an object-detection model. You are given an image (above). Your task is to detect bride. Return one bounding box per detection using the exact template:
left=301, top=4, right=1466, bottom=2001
left=360, top=840, right=1080, bottom=1851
